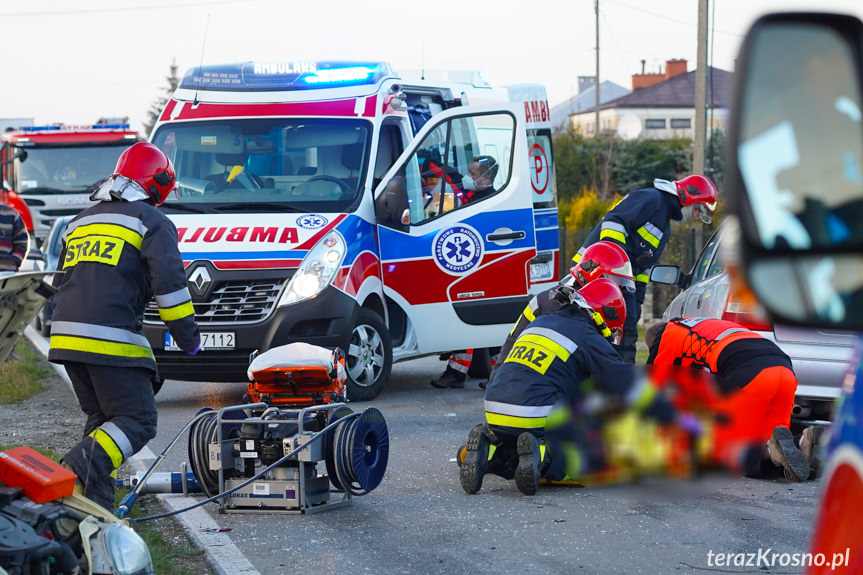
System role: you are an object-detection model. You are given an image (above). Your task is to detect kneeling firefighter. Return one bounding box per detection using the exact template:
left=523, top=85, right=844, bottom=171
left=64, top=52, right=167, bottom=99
left=49, top=142, right=200, bottom=509
left=459, top=279, right=679, bottom=496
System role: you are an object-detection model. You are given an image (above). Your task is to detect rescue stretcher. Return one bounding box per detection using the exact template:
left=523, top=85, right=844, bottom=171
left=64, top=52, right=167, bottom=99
left=245, top=342, right=347, bottom=407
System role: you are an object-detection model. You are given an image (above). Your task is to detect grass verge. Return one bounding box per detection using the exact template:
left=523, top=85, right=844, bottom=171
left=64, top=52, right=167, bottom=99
left=0, top=341, right=49, bottom=403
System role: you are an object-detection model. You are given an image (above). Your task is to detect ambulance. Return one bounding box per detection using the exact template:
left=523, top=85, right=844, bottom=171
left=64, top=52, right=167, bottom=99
left=145, top=61, right=559, bottom=400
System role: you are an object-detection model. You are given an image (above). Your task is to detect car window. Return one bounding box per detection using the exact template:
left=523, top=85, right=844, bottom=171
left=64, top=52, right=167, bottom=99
left=706, top=247, right=724, bottom=278
left=690, top=229, right=722, bottom=283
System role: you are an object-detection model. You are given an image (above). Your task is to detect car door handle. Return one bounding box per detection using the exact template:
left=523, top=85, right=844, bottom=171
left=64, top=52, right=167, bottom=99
left=487, top=231, right=526, bottom=241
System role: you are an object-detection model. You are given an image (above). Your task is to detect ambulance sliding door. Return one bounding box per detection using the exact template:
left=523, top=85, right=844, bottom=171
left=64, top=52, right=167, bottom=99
left=374, top=104, right=536, bottom=353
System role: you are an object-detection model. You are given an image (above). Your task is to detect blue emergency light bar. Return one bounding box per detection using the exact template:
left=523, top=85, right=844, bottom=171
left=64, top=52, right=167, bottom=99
left=20, top=124, right=131, bottom=132
left=179, top=61, right=394, bottom=92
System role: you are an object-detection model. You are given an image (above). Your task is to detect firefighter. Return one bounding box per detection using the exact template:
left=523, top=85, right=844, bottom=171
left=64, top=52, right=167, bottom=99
left=573, top=175, right=718, bottom=362
left=437, top=241, right=635, bottom=390
left=476, top=241, right=636, bottom=390
left=0, top=203, right=29, bottom=273
left=644, top=318, right=815, bottom=482
left=459, top=279, right=679, bottom=496
left=49, top=142, right=200, bottom=509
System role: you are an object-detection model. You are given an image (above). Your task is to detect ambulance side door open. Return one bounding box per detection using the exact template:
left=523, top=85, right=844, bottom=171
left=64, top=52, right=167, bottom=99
left=373, top=104, right=536, bottom=353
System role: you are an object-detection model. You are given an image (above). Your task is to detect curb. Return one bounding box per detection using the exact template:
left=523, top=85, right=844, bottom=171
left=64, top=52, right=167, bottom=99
left=25, top=325, right=260, bottom=575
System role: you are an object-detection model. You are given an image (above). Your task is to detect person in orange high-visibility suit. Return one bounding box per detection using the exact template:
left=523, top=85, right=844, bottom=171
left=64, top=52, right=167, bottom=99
left=645, top=317, right=816, bottom=482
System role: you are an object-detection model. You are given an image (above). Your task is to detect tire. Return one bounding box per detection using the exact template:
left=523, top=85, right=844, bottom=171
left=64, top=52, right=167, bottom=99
left=345, top=309, right=392, bottom=402
left=467, top=347, right=492, bottom=379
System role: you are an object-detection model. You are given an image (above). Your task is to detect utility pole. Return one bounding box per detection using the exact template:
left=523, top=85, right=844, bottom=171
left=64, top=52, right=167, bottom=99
left=693, top=0, right=709, bottom=255
left=693, top=0, right=708, bottom=173
left=595, top=0, right=600, bottom=136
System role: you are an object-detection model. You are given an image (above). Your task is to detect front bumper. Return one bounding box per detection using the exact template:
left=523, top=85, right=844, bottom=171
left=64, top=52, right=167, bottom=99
left=144, top=286, right=359, bottom=382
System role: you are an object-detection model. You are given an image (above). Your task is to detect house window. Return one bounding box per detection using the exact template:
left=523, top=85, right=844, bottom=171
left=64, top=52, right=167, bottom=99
left=670, top=118, right=692, bottom=129
left=645, top=119, right=666, bottom=129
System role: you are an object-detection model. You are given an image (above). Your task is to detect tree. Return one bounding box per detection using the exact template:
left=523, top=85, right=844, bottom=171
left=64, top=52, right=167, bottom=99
left=143, top=59, right=181, bottom=137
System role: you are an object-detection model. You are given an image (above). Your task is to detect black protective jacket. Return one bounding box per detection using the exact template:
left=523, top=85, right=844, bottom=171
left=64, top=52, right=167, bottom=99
left=49, top=199, right=199, bottom=371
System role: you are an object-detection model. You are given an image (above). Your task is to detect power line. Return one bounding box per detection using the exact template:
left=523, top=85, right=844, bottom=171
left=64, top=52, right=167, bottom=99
left=0, top=0, right=265, bottom=18
left=605, top=0, right=743, bottom=38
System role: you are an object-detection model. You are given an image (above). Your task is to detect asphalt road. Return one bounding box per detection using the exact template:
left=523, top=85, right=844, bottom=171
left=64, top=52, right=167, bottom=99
left=132, top=356, right=822, bottom=575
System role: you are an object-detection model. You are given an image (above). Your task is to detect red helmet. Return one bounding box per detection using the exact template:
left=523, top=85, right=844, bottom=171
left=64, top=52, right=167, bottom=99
left=576, top=278, right=626, bottom=344
left=674, top=174, right=718, bottom=224
left=113, top=142, right=176, bottom=206
left=571, top=241, right=636, bottom=293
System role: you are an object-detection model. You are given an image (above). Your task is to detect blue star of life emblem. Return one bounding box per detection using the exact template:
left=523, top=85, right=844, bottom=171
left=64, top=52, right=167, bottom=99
left=433, top=225, right=483, bottom=274
left=296, top=214, right=328, bottom=230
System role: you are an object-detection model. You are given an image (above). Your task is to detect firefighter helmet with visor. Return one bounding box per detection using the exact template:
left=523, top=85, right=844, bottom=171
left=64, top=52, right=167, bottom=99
left=112, top=142, right=177, bottom=206
left=570, top=241, right=636, bottom=293
left=573, top=278, right=627, bottom=345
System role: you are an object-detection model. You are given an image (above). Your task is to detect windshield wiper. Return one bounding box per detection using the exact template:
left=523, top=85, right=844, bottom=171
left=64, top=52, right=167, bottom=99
left=19, top=187, right=73, bottom=195
left=212, top=203, right=303, bottom=213
left=160, top=203, right=216, bottom=214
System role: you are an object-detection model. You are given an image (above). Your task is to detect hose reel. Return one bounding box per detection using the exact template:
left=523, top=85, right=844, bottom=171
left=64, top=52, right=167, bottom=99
left=186, top=402, right=389, bottom=513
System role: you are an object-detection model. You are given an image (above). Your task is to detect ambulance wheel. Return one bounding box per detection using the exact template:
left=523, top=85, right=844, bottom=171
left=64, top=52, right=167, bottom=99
left=345, top=309, right=392, bottom=402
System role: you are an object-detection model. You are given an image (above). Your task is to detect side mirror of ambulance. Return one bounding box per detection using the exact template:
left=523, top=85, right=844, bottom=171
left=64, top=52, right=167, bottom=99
left=726, top=12, right=863, bottom=331
left=374, top=175, right=410, bottom=231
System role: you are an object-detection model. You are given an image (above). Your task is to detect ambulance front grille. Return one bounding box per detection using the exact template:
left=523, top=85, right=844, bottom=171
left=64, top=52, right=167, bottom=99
left=144, top=280, right=285, bottom=324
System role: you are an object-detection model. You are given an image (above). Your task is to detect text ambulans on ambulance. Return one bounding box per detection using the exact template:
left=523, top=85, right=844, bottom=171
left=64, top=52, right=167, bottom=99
left=145, top=61, right=559, bottom=400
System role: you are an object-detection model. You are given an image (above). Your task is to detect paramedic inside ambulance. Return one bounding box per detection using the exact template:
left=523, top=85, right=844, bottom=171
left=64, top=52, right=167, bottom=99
left=460, top=155, right=498, bottom=204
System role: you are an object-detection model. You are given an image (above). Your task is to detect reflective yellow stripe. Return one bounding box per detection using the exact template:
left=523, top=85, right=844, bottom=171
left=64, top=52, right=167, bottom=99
left=637, top=225, right=660, bottom=248
left=518, top=333, right=572, bottom=362
left=50, top=335, right=154, bottom=359
left=486, top=412, right=547, bottom=429
left=599, top=229, right=626, bottom=244
left=632, top=383, right=658, bottom=412
left=159, top=301, right=196, bottom=322
left=522, top=306, right=535, bottom=323
left=571, top=252, right=582, bottom=264
left=68, top=222, right=144, bottom=250
left=90, top=429, right=124, bottom=468
left=636, top=273, right=649, bottom=283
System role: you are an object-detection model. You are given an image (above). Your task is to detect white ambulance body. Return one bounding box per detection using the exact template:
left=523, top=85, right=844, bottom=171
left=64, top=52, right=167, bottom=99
left=146, top=61, right=559, bottom=400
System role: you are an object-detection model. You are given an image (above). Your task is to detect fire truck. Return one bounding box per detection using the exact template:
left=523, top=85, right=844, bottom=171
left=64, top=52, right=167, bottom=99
left=0, top=120, right=142, bottom=242
left=146, top=61, right=560, bottom=400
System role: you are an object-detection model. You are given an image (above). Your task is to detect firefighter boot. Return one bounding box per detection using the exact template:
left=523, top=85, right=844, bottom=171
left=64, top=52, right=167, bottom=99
left=798, top=425, right=826, bottom=479
left=766, top=426, right=810, bottom=482
left=60, top=462, right=85, bottom=496
left=460, top=424, right=492, bottom=494
left=515, top=432, right=544, bottom=496
left=431, top=367, right=466, bottom=389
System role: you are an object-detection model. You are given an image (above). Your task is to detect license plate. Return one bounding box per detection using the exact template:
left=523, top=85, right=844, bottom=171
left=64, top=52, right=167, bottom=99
left=164, top=332, right=235, bottom=351
left=530, top=261, right=553, bottom=282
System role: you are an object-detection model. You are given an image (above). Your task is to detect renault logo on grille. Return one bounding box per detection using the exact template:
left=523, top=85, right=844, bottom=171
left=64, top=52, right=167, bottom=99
left=188, top=266, right=212, bottom=297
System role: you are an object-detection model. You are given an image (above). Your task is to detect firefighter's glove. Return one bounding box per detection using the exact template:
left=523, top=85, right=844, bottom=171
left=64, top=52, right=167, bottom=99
left=186, top=344, right=200, bottom=356
left=635, top=248, right=654, bottom=266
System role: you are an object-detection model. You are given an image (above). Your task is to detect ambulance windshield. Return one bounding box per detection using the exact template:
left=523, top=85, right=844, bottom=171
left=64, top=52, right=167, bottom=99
left=152, top=118, right=371, bottom=212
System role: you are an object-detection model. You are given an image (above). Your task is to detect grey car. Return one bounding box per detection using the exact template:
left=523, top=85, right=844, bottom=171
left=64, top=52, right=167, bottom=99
left=33, top=215, right=72, bottom=337
left=650, top=222, right=857, bottom=420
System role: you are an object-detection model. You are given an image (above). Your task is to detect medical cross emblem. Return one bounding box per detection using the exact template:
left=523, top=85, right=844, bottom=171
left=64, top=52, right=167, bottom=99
left=433, top=225, right=483, bottom=274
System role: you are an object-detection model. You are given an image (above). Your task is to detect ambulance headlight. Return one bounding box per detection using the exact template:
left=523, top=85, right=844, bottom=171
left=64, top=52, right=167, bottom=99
left=280, top=231, right=346, bottom=306
left=102, top=522, right=154, bottom=575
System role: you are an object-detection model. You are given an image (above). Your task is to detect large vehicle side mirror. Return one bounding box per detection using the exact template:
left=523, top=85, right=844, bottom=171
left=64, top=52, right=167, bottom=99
left=727, top=12, right=863, bottom=331
left=374, top=176, right=410, bottom=232
left=0, top=149, right=27, bottom=167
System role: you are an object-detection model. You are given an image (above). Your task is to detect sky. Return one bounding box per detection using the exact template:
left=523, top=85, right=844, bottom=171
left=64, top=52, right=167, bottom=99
left=2, top=0, right=862, bottom=135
